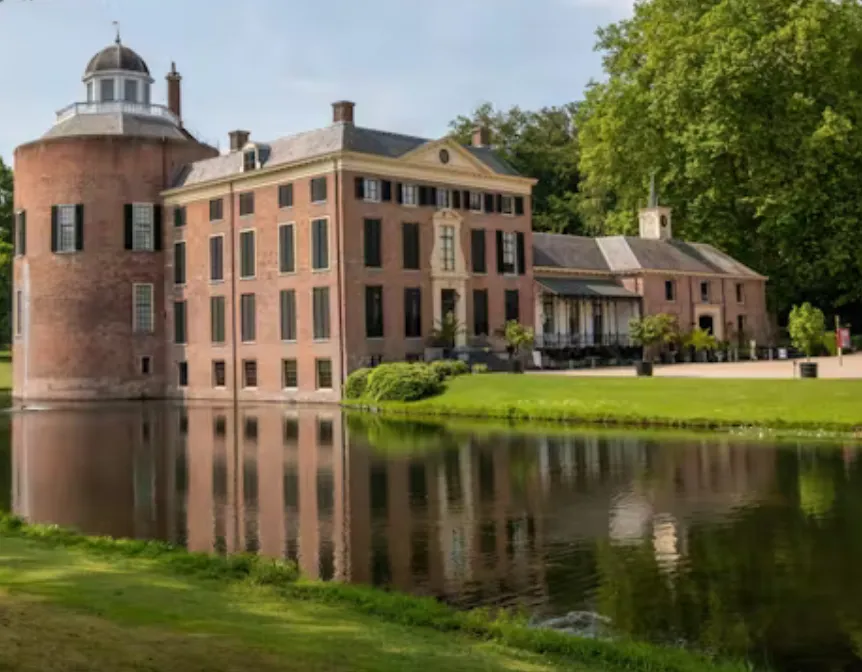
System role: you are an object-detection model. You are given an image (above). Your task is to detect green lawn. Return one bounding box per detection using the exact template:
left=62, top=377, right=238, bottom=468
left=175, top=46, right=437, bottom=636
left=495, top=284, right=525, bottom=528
left=360, top=374, right=862, bottom=431
left=0, top=350, right=10, bottom=392
left=0, top=524, right=746, bottom=672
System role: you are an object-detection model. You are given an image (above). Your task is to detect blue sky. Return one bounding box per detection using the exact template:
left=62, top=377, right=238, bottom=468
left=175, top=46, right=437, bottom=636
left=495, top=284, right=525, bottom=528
left=0, top=0, right=633, bottom=162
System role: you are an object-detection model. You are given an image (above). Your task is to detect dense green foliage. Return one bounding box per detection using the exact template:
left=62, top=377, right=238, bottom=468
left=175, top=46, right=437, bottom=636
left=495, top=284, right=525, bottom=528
left=451, top=0, right=862, bottom=327
left=344, top=367, right=372, bottom=400
left=629, top=314, right=679, bottom=359
left=449, top=103, right=583, bottom=234
left=789, top=302, right=827, bottom=359
left=0, top=514, right=750, bottom=672
left=428, top=359, right=469, bottom=382
left=363, top=363, right=443, bottom=402
left=577, top=0, right=862, bottom=323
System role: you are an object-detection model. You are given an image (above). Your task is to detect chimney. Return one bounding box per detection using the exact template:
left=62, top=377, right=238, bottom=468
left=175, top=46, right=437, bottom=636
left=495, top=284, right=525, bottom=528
left=472, top=126, right=491, bottom=148
left=229, top=130, right=251, bottom=152
left=166, top=62, right=182, bottom=125
left=332, top=100, right=355, bottom=125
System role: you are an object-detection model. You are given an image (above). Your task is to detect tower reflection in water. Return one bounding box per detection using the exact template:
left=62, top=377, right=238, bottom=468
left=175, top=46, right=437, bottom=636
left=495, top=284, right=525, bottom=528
left=10, top=404, right=778, bottom=613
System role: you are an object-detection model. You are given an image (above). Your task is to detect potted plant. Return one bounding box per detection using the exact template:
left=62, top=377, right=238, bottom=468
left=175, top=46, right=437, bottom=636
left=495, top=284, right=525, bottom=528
left=427, top=312, right=464, bottom=361
left=788, top=302, right=826, bottom=378
left=685, top=327, right=718, bottom=362
left=629, top=314, right=678, bottom=376
left=500, top=320, right=534, bottom=373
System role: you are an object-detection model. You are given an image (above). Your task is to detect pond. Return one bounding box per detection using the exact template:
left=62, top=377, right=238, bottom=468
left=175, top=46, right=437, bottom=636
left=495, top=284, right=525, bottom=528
left=1, top=403, right=861, bottom=671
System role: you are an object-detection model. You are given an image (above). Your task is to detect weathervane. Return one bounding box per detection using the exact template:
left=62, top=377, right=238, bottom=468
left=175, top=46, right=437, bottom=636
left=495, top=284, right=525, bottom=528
left=113, top=20, right=121, bottom=45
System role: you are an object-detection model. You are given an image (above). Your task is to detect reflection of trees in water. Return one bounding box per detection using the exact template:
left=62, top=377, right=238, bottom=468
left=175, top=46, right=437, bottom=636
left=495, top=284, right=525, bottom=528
left=0, top=417, right=10, bottom=512
left=596, top=450, right=862, bottom=671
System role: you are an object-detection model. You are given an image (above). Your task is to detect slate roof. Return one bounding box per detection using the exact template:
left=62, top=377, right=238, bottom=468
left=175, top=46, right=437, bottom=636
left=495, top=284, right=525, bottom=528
left=532, top=233, right=610, bottom=272
left=536, top=276, right=639, bottom=299
left=534, top=233, right=763, bottom=279
left=85, top=43, right=150, bottom=76
left=173, top=123, right=521, bottom=188
left=43, top=112, right=188, bottom=141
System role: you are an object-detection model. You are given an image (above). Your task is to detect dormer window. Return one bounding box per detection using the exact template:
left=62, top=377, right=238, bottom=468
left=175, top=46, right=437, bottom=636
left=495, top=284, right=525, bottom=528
left=243, top=149, right=258, bottom=172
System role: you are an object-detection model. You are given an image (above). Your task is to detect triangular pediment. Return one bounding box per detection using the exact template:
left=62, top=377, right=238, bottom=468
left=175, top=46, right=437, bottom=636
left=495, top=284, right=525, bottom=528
left=399, top=138, right=495, bottom=175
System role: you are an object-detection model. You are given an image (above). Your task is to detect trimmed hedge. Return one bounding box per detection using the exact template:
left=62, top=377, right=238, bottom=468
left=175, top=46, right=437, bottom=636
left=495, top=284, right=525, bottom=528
left=429, top=359, right=470, bottom=382
left=344, top=367, right=372, bottom=400
left=364, top=363, right=443, bottom=402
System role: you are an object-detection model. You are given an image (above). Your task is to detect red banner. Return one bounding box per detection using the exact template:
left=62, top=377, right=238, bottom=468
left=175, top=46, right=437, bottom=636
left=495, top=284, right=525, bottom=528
left=838, top=328, right=851, bottom=349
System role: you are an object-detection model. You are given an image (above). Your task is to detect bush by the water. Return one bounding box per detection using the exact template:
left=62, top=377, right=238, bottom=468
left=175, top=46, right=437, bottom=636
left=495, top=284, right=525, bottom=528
left=429, top=359, right=469, bottom=381
left=364, top=363, right=443, bottom=402
left=343, top=367, right=372, bottom=399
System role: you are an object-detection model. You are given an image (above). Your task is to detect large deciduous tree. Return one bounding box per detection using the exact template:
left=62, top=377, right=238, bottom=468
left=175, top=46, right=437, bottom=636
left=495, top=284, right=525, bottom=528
left=449, top=103, right=584, bottom=234
left=577, top=0, right=862, bottom=323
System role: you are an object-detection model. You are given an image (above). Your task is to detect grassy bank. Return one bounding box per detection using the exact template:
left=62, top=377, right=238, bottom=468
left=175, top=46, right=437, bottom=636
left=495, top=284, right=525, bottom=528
left=347, top=374, right=862, bottom=433
left=0, top=514, right=746, bottom=672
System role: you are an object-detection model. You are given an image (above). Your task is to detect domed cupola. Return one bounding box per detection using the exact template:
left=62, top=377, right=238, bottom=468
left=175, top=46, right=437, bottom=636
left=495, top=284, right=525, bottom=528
left=81, top=33, right=154, bottom=106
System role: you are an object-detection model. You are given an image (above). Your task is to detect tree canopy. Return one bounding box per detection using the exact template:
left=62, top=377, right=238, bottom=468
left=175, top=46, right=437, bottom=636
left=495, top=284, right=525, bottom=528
left=576, top=0, right=862, bottom=322
left=449, top=103, right=584, bottom=234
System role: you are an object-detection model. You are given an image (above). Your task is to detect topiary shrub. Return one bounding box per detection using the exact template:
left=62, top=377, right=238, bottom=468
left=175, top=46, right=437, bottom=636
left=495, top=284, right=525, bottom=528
left=344, top=367, right=372, bottom=399
left=365, top=363, right=442, bottom=402
left=428, top=359, right=470, bottom=382
left=472, top=363, right=490, bottom=375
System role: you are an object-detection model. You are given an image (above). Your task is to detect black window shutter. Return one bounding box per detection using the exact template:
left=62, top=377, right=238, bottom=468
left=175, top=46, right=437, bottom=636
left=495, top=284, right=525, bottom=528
left=452, top=190, right=461, bottom=209
left=174, top=206, right=183, bottom=228
left=51, top=206, right=59, bottom=253
left=516, top=231, right=526, bottom=275
left=75, top=204, right=84, bottom=251
left=382, top=180, right=392, bottom=202
left=355, top=177, right=364, bottom=199
left=124, top=204, right=133, bottom=250
left=153, top=205, right=163, bottom=251
left=396, top=183, right=403, bottom=204
left=428, top=186, right=437, bottom=207
left=471, top=229, right=486, bottom=273
left=495, top=194, right=503, bottom=213
left=484, top=193, right=495, bottom=213
left=418, top=186, right=428, bottom=206
left=496, top=230, right=504, bottom=274
left=20, top=212, right=26, bottom=255
left=514, top=197, right=524, bottom=216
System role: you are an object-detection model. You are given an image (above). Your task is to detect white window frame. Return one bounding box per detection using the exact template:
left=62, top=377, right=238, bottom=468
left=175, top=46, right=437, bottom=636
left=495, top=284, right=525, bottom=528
left=310, top=177, right=328, bottom=205
left=278, top=222, right=296, bottom=275
left=132, top=283, right=154, bottom=334
left=363, top=178, right=381, bottom=203
left=56, top=204, right=77, bottom=253
left=441, top=225, right=456, bottom=272
left=501, top=195, right=514, bottom=216
left=209, top=233, right=225, bottom=283
left=212, top=360, right=227, bottom=389
left=15, top=289, right=23, bottom=338
left=132, top=203, right=155, bottom=251
left=502, top=232, right=517, bottom=274
left=282, top=358, right=299, bottom=391
left=239, top=228, right=256, bottom=280
left=242, top=149, right=258, bottom=172
left=436, top=188, right=451, bottom=210
left=403, top=183, right=418, bottom=207
left=124, top=78, right=139, bottom=103
left=315, top=358, right=334, bottom=391
left=310, top=217, right=331, bottom=272
left=242, top=359, right=258, bottom=389
left=469, top=191, right=483, bottom=213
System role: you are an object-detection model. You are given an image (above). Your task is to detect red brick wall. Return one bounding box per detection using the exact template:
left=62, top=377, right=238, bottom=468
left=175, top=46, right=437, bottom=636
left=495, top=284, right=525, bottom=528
left=340, top=169, right=534, bottom=373
left=12, top=136, right=217, bottom=401
left=168, top=169, right=343, bottom=402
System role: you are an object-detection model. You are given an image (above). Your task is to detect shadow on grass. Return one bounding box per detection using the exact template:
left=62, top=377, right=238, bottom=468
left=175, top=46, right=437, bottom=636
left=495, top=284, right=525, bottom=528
left=0, top=540, right=558, bottom=672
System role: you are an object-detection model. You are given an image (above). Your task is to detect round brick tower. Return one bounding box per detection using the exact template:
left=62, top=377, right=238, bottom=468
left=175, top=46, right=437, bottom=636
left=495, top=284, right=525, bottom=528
left=12, top=39, right=217, bottom=401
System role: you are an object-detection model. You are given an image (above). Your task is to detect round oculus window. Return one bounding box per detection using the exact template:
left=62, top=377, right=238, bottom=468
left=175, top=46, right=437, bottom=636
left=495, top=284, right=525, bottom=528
left=439, top=149, right=450, bottom=164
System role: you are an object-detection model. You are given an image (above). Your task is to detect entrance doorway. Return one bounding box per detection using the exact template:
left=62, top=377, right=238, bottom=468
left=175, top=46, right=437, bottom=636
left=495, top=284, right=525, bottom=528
left=698, top=315, right=715, bottom=334
left=441, top=289, right=457, bottom=322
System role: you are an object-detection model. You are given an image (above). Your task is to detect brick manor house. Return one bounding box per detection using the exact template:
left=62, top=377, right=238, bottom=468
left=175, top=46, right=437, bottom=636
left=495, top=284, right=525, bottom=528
left=11, top=39, right=768, bottom=402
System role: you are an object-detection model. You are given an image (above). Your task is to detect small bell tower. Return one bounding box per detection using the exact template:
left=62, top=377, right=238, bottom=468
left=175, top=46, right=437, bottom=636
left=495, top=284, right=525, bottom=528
left=638, top=174, right=672, bottom=240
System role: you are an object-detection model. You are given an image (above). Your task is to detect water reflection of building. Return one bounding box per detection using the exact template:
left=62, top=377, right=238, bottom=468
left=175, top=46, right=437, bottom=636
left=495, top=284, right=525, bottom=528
left=10, top=407, right=777, bottom=613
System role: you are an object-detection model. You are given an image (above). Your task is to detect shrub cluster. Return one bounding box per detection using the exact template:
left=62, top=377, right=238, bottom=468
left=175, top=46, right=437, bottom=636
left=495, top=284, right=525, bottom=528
left=471, top=363, right=490, bottom=375
left=344, top=360, right=470, bottom=402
